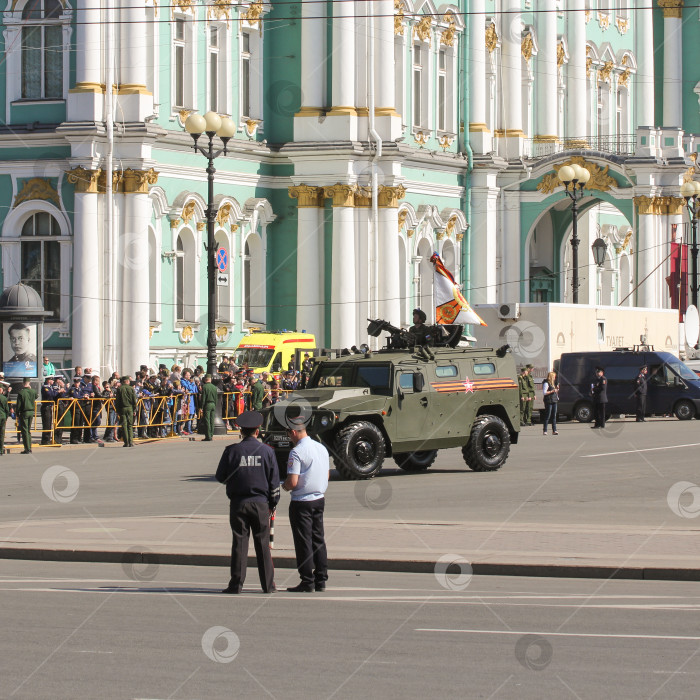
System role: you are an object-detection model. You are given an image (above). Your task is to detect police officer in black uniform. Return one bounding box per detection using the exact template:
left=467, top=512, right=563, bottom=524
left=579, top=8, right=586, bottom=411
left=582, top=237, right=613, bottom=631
left=591, top=366, right=608, bottom=429
left=634, top=365, right=648, bottom=422
left=216, top=411, right=280, bottom=594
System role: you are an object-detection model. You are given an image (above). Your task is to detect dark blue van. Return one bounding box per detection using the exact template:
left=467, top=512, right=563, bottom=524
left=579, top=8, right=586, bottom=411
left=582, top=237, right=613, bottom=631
left=556, top=350, right=700, bottom=421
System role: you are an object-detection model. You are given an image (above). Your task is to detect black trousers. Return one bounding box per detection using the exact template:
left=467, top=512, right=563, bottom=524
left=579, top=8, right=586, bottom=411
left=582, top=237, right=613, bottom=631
left=594, top=401, right=607, bottom=428
left=289, top=497, right=328, bottom=586
left=636, top=394, right=647, bottom=420
left=229, top=501, right=275, bottom=593
left=40, top=403, right=53, bottom=444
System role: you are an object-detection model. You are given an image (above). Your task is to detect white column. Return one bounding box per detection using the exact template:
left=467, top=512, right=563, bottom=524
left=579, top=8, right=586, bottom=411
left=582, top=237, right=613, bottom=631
left=117, top=0, right=153, bottom=121
left=535, top=0, right=558, bottom=142
left=469, top=0, right=490, bottom=153
left=636, top=211, right=655, bottom=307
left=294, top=198, right=325, bottom=339
left=501, top=191, right=521, bottom=302
left=635, top=1, right=655, bottom=127
left=567, top=0, right=587, bottom=142
left=329, top=0, right=356, bottom=114
left=374, top=0, right=395, bottom=115
left=377, top=205, right=400, bottom=323
left=66, top=0, right=102, bottom=121
left=298, top=0, right=326, bottom=114
left=498, top=8, right=523, bottom=158
left=120, top=193, right=151, bottom=373
left=469, top=177, right=499, bottom=304
left=662, top=10, right=683, bottom=127
left=72, top=191, right=101, bottom=370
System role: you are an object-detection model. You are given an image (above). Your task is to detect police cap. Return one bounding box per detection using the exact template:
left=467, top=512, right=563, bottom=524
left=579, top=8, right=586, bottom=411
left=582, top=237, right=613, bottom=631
left=236, top=411, right=263, bottom=429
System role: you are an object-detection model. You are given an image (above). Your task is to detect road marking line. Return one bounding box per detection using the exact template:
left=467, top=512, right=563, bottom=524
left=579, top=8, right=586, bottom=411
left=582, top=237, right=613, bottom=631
left=582, top=443, right=700, bottom=458
left=415, top=628, right=700, bottom=641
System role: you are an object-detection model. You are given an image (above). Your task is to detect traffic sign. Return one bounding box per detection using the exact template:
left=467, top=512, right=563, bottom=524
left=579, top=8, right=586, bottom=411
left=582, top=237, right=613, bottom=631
left=217, top=273, right=229, bottom=287
left=216, top=248, right=228, bottom=272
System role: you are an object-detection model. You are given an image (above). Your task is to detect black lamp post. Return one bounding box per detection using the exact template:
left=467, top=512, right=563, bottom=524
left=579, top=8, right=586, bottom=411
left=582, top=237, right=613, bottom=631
left=558, top=164, right=591, bottom=303
left=184, top=111, right=236, bottom=377
left=680, top=179, right=700, bottom=309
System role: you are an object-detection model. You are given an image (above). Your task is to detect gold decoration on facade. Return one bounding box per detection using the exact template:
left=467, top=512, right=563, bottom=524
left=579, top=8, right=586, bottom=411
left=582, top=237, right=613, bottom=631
left=615, top=16, right=629, bottom=34
left=436, top=231, right=445, bottom=240
left=446, top=216, right=457, bottom=237
left=122, top=167, right=158, bottom=194
left=377, top=185, right=406, bottom=208
left=585, top=9, right=591, bottom=23
left=413, top=14, right=432, bottom=44
left=485, top=22, right=497, bottom=54
left=407, top=229, right=415, bottom=238
left=323, top=184, right=358, bottom=208
left=521, top=32, right=533, bottom=63
left=208, top=0, right=231, bottom=24
left=599, top=61, right=614, bottom=84
left=438, top=135, right=454, bottom=151
left=456, top=233, right=464, bottom=242
left=586, top=46, right=593, bottom=78
left=440, top=11, right=456, bottom=47
left=398, top=210, right=408, bottom=232
left=615, top=229, right=634, bottom=253
left=244, top=119, right=259, bottom=137
left=289, top=185, right=324, bottom=208
left=181, top=200, right=197, bottom=225
left=683, top=167, right=698, bottom=183
left=216, top=202, right=234, bottom=225
left=215, top=326, right=229, bottom=341
left=242, top=0, right=264, bottom=27
left=556, top=41, right=565, bottom=68
left=414, top=131, right=429, bottom=147
left=13, top=178, right=60, bottom=208
left=536, top=157, right=617, bottom=195
left=171, top=0, right=194, bottom=17
left=597, top=11, right=610, bottom=31
left=658, top=0, right=684, bottom=19
left=179, top=325, right=194, bottom=343
left=149, top=326, right=155, bottom=339
left=634, top=195, right=686, bottom=215
left=170, top=218, right=181, bottom=229
left=196, top=222, right=205, bottom=231
left=618, top=69, right=630, bottom=87
left=66, top=167, right=101, bottom=194
left=144, top=0, right=158, bottom=16
left=394, top=0, right=405, bottom=35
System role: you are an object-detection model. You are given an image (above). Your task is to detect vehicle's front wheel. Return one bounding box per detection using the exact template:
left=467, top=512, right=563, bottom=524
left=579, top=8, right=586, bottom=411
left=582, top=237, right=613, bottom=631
left=333, top=421, right=386, bottom=480
left=393, top=450, right=438, bottom=472
left=674, top=399, right=696, bottom=421
left=462, top=415, right=511, bottom=472
left=573, top=401, right=594, bottom=423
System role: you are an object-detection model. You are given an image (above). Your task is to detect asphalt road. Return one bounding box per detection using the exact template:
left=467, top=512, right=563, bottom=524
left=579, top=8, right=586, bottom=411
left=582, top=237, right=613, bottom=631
left=2, top=560, right=700, bottom=699
left=0, top=416, right=698, bottom=529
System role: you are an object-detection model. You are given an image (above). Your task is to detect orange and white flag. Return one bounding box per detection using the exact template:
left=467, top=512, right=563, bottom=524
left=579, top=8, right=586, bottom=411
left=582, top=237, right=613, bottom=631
left=430, top=253, right=487, bottom=327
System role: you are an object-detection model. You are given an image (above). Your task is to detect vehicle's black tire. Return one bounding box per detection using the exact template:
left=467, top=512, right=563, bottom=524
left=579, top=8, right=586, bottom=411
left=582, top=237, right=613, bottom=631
left=333, top=421, right=386, bottom=480
left=462, top=415, right=511, bottom=472
left=393, top=450, right=438, bottom=472
left=573, top=401, right=594, bottom=423
left=674, top=399, right=696, bottom=421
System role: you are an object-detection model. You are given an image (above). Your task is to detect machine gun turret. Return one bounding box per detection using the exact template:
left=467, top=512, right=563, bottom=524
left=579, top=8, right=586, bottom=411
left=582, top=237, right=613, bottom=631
left=367, top=318, right=465, bottom=350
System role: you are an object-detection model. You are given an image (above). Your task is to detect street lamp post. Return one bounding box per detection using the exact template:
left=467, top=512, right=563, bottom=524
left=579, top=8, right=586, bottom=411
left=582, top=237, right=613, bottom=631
left=680, top=179, right=700, bottom=309
left=558, top=164, right=591, bottom=303
left=183, top=111, right=236, bottom=377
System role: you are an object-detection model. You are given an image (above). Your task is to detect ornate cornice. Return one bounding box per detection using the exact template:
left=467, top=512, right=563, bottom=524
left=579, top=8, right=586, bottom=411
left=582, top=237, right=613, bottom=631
left=440, top=11, right=456, bottom=47
left=598, top=60, right=614, bottom=84
left=354, top=187, right=372, bottom=208
left=413, top=15, right=432, bottom=44
left=241, top=0, right=264, bottom=27
left=122, top=167, right=158, bottom=194
left=323, top=184, right=358, bottom=208
left=66, top=167, right=101, bottom=194
left=208, top=0, right=231, bottom=24
left=377, top=185, right=406, bottom=208
left=634, top=195, right=686, bottom=215
left=171, top=0, right=194, bottom=17
left=618, top=68, right=630, bottom=87
left=13, top=177, right=60, bottom=208
left=536, top=157, right=618, bottom=195
left=289, top=185, right=324, bottom=208
left=658, top=0, right=683, bottom=19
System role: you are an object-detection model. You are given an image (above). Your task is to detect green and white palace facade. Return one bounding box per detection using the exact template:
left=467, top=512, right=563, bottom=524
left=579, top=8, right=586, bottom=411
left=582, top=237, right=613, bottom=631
left=0, top=0, right=698, bottom=374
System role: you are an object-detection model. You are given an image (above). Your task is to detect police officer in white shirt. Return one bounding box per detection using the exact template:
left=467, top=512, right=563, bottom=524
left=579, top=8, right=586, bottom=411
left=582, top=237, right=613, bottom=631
left=283, top=415, right=329, bottom=592
left=216, top=410, right=280, bottom=594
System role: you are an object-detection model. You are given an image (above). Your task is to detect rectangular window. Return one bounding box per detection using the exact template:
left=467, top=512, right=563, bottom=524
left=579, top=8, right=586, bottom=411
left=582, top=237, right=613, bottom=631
left=437, top=49, right=446, bottom=132
left=174, top=19, right=185, bottom=107
left=176, top=256, right=184, bottom=321
left=435, top=364, right=458, bottom=378
left=241, top=32, right=251, bottom=118
left=473, top=363, right=496, bottom=375
left=209, top=27, right=219, bottom=112
left=412, top=44, right=422, bottom=127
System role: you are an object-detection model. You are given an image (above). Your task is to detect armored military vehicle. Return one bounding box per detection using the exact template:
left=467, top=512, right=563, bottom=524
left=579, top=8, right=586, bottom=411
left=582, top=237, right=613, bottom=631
left=260, top=319, right=520, bottom=480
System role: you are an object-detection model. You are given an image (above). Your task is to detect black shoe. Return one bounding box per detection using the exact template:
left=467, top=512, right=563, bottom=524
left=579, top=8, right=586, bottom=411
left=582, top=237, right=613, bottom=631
left=20, top=450, right=31, bottom=454
left=221, top=586, right=241, bottom=594
left=287, top=583, right=314, bottom=593
left=315, top=583, right=326, bottom=592
left=264, top=585, right=277, bottom=594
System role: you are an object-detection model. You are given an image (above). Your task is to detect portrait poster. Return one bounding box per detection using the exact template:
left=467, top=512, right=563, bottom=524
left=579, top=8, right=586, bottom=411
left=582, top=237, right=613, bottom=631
left=3, top=322, right=38, bottom=378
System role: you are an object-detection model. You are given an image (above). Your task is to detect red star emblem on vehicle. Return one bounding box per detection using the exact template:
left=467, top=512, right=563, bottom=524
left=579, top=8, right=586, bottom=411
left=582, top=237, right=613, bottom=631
left=462, top=378, right=474, bottom=393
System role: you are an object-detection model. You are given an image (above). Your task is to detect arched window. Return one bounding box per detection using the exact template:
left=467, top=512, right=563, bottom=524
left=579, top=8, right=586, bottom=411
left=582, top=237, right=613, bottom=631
left=176, top=235, right=185, bottom=320
left=243, top=234, right=264, bottom=324
left=174, top=229, right=197, bottom=323
left=20, top=211, right=61, bottom=318
left=148, top=227, right=159, bottom=323
left=21, top=0, right=63, bottom=100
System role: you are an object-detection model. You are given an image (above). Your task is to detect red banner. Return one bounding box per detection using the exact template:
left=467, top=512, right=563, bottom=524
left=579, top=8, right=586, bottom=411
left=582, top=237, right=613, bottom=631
left=666, top=234, right=688, bottom=319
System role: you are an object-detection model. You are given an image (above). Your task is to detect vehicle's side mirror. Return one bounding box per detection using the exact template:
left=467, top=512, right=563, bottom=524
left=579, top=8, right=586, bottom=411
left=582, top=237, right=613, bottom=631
left=272, top=363, right=281, bottom=372
left=413, top=373, right=425, bottom=392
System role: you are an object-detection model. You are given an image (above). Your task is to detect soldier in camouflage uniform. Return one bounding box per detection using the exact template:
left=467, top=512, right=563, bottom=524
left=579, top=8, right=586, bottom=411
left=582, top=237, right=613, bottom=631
left=517, top=366, right=529, bottom=426
left=524, top=363, right=536, bottom=426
